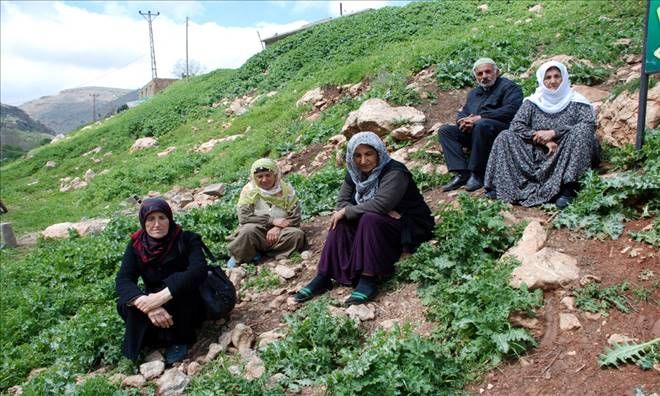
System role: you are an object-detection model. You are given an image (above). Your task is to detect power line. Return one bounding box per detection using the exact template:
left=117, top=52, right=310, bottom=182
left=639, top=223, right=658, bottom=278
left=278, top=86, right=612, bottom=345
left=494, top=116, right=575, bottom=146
left=139, top=10, right=160, bottom=79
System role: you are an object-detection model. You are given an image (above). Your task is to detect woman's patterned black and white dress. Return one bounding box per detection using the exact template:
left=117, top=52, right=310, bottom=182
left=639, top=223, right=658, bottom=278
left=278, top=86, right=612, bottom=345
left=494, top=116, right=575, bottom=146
left=484, top=100, right=597, bottom=207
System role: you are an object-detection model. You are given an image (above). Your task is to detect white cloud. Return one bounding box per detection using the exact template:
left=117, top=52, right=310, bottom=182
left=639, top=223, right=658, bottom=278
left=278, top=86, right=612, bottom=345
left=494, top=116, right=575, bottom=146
left=0, top=1, right=307, bottom=105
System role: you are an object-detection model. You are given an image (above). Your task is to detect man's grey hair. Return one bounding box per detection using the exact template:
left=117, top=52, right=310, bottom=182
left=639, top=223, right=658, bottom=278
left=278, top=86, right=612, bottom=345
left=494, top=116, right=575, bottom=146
left=472, top=57, right=498, bottom=75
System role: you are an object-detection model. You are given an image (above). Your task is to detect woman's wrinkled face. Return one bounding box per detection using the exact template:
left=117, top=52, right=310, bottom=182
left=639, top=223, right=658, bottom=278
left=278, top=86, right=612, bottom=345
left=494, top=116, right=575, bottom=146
left=254, top=170, right=276, bottom=190
left=145, top=211, right=169, bottom=239
left=543, top=66, right=563, bottom=90
left=353, top=144, right=379, bottom=175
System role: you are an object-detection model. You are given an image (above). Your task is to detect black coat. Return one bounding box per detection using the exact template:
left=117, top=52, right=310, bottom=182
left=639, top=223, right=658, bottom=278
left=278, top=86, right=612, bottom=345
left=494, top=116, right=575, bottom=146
left=457, top=77, right=523, bottom=125
left=115, top=231, right=207, bottom=360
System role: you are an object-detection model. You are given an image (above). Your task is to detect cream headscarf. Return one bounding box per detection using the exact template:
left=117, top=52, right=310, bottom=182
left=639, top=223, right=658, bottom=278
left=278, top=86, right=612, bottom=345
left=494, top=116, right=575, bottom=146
left=525, top=61, right=592, bottom=114
left=237, top=158, right=298, bottom=211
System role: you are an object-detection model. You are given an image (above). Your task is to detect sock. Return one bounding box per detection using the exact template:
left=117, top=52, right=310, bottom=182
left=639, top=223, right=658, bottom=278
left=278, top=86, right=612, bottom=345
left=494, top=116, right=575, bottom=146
left=353, top=275, right=377, bottom=298
left=304, top=273, right=331, bottom=294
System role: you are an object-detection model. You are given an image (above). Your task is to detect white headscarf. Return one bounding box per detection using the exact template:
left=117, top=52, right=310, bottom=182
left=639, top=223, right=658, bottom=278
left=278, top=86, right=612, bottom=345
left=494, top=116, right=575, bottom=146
left=525, top=61, right=592, bottom=114
left=345, top=131, right=391, bottom=204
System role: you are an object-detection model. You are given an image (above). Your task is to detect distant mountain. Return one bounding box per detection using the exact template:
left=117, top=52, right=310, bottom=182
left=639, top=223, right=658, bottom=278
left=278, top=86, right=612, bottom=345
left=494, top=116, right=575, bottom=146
left=19, top=87, right=138, bottom=134
left=1, top=103, right=55, bottom=161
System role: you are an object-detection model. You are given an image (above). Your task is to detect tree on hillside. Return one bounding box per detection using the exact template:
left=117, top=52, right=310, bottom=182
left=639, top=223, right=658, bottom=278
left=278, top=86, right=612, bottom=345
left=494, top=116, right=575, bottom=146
left=172, top=59, right=206, bottom=78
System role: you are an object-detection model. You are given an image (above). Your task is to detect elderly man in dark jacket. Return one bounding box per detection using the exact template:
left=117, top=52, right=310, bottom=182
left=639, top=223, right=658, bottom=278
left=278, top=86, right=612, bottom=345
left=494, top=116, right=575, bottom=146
left=438, top=58, right=523, bottom=192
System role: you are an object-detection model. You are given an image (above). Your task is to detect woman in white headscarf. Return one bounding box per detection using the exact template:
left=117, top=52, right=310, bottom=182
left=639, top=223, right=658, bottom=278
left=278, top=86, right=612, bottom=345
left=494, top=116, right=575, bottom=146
left=484, top=61, right=598, bottom=208
left=294, top=132, right=434, bottom=305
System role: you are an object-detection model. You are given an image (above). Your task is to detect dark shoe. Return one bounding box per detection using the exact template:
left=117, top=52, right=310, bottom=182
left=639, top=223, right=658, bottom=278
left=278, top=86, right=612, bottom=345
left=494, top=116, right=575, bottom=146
left=442, top=174, right=468, bottom=192
left=555, top=195, right=574, bottom=209
left=465, top=175, right=483, bottom=192
left=485, top=189, right=497, bottom=200
left=165, top=344, right=188, bottom=365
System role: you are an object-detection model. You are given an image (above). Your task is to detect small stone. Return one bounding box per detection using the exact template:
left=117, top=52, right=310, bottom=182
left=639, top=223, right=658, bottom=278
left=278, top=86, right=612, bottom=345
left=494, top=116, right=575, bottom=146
left=121, top=374, right=146, bottom=388
left=228, top=365, right=241, bottom=376
left=566, top=350, right=577, bottom=356
left=519, top=357, right=531, bottom=367
left=487, top=383, right=494, bottom=390
left=345, top=304, right=376, bottom=322
left=45, top=160, right=57, bottom=169
left=560, top=296, right=576, bottom=311
left=559, top=313, right=582, bottom=331
left=583, top=312, right=602, bottom=321
left=108, top=373, right=126, bottom=384
left=300, top=250, right=313, bottom=260
left=478, top=4, right=488, bottom=12
left=258, top=328, right=286, bottom=350
left=268, top=295, right=287, bottom=309
left=186, top=361, right=202, bottom=376
left=144, top=350, right=164, bottom=362
left=379, top=319, right=400, bottom=330
left=244, top=355, right=265, bottom=380
left=140, top=360, right=165, bottom=380
left=156, top=368, right=189, bottom=396
left=579, top=275, right=601, bottom=286
left=273, top=264, right=296, bottom=280
left=157, top=146, right=176, bottom=157
left=231, top=323, right=255, bottom=351
left=607, top=333, right=637, bottom=345
left=204, top=343, right=223, bottom=362
left=227, top=267, right=247, bottom=288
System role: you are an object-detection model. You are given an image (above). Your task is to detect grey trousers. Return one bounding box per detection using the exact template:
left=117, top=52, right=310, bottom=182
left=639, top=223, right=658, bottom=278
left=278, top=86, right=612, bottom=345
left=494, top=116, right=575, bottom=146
left=228, top=223, right=306, bottom=263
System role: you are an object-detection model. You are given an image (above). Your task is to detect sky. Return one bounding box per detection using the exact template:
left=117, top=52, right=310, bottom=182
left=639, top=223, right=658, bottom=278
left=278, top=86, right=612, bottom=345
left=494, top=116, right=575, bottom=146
left=1, top=0, right=410, bottom=106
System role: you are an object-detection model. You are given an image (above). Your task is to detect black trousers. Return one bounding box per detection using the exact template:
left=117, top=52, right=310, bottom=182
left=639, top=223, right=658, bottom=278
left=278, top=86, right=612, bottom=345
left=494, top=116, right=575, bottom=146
left=438, top=119, right=508, bottom=177
left=117, top=291, right=204, bottom=361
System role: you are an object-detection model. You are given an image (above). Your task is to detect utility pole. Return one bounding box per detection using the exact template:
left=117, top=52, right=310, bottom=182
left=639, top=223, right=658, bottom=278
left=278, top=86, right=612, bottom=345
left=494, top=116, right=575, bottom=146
left=90, top=93, right=99, bottom=122
left=256, top=31, right=264, bottom=49
left=139, top=10, right=160, bottom=79
left=340, top=2, right=343, bottom=16
left=185, top=17, right=189, bottom=78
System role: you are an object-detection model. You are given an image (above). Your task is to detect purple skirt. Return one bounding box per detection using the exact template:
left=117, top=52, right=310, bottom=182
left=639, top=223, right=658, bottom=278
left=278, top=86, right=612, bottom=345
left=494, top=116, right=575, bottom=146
left=317, top=212, right=403, bottom=285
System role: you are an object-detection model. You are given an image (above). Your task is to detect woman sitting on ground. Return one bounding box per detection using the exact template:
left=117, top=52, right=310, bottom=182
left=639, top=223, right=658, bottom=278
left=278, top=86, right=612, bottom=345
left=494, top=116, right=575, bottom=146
left=227, top=158, right=306, bottom=267
left=115, top=198, right=207, bottom=364
left=484, top=60, right=598, bottom=208
left=295, top=131, right=434, bottom=305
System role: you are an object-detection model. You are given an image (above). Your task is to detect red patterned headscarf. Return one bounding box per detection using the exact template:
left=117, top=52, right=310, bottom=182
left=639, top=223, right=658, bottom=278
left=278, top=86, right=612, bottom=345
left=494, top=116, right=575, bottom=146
left=130, top=198, right=181, bottom=264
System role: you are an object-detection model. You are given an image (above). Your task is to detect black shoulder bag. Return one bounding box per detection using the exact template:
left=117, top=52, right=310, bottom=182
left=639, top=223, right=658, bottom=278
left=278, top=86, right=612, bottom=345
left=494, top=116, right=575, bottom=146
left=180, top=237, right=236, bottom=320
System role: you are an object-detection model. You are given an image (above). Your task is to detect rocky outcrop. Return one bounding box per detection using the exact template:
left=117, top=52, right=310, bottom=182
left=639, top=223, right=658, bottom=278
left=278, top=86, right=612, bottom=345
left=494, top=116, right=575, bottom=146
left=341, top=98, right=426, bottom=138
left=597, top=84, right=660, bottom=147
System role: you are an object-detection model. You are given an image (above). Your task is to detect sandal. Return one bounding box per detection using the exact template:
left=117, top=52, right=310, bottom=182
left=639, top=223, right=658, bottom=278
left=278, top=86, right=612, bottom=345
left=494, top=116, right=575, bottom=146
left=344, top=289, right=377, bottom=306
left=294, top=274, right=332, bottom=303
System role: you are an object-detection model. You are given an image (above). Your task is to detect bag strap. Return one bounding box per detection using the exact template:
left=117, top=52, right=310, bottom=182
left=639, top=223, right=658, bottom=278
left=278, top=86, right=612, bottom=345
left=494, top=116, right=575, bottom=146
left=177, top=233, right=217, bottom=264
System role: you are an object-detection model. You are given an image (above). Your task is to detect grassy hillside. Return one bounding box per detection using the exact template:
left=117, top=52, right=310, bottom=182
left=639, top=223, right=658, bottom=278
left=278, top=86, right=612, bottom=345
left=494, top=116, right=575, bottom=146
left=0, top=1, right=652, bottom=394
left=0, top=0, right=642, bottom=234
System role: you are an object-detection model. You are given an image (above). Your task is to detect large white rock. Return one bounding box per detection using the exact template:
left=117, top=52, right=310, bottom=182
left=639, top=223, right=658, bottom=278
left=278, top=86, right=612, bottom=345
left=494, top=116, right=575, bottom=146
left=509, top=247, right=579, bottom=290
left=129, top=137, right=157, bottom=153
left=156, top=368, right=189, bottom=396
left=504, top=221, right=547, bottom=264
left=202, top=183, right=225, bottom=197
left=42, top=219, right=110, bottom=239
left=341, top=98, right=426, bottom=138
